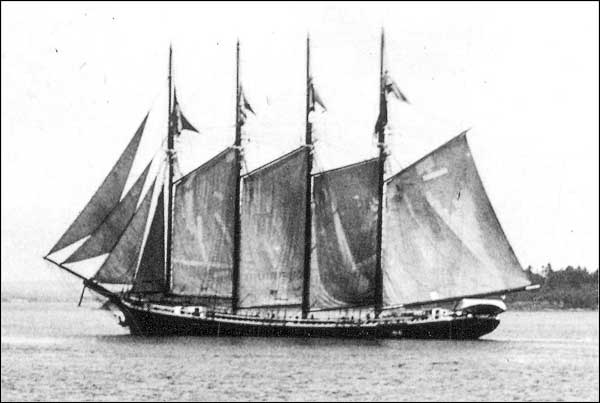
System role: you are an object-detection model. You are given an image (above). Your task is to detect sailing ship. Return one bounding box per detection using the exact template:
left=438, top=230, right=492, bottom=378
left=44, top=31, right=538, bottom=339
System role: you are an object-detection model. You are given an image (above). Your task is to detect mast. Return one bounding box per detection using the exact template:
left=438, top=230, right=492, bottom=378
left=374, top=29, right=387, bottom=316
left=231, top=40, right=242, bottom=313
left=165, top=45, right=174, bottom=293
left=301, top=34, right=313, bottom=319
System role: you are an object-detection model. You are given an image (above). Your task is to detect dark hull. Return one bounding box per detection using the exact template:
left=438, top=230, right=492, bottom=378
left=120, top=303, right=499, bottom=340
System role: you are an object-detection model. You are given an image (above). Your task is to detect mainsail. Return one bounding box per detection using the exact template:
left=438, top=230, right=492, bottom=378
left=132, top=188, right=166, bottom=293
left=239, top=147, right=308, bottom=308
left=62, top=162, right=151, bottom=264
left=171, top=148, right=238, bottom=298
left=93, top=178, right=157, bottom=284
left=48, top=114, right=148, bottom=255
left=310, top=159, right=380, bottom=309
left=382, top=132, right=530, bottom=306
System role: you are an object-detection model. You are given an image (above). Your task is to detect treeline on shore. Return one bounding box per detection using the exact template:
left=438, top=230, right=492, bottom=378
left=506, top=265, right=599, bottom=310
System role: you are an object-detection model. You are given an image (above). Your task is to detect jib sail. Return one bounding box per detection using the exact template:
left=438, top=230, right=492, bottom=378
left=63, top=162, right=151, bottom=264
left=48, top=114, right=148, bottom=255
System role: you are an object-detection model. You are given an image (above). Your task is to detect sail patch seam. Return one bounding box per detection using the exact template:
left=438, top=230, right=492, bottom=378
left=422, top=167, right=448, bottom=182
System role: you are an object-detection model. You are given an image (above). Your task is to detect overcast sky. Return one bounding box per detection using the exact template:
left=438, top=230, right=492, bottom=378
left=1, top=2, right=598, bottom=291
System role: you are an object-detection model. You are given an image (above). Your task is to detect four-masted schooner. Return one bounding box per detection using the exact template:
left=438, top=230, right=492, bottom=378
left=45, top=31, right=538, bottom=339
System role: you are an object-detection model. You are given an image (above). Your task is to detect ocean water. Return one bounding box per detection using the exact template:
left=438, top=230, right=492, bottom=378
left=1, top=302, right=598, bottom=402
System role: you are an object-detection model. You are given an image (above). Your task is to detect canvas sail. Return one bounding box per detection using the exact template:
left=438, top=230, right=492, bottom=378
left=93, top=179, right=156, bottom=284
left=62, top=162, right=151, bottom=264
left=310, top=159, right=380, bottom=309
left=239, top=147, right=308, bottom=308
left=382, top=132, right=530, bottom=306
left=171, top=148, right=238, bottom=298
left=49, top=114, right=148, bottom=254
left=132, top=189, right=166, bottom=293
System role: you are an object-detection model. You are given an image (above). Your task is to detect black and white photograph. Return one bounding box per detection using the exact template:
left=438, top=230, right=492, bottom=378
left=1, top=1, right=598, bottom=401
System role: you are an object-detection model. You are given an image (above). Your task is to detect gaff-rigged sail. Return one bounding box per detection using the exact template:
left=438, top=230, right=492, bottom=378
left=62, top=162, right=151, bottom=264
left=171, top=148, right=237, bottom=298
left=239, top=147, right=308, bottom=308
left=310, top=159, right=380, bottom=309
left=48, top=114, right=148, bottom=255
left=132, top=188, right=166, bottom=293
left=382, top=132, right=530, bottom=306
left=93, top=178, right=157, bottom=284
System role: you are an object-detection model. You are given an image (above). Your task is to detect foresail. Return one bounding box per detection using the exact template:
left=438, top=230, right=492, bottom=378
left=382, top=132, right=530, bottom=306
left=63, top=162, right=151, bottom=264
left=93, top=178, right=156, bottom=284
left=239, top=147, right=308, bottom=308
left=310, top=159, right=379, bottom=309
left=132, top=188, right=166, bottom=293
left=49, top=114, right=148, bottom=255
left=171, top=148, right=237, bottom=297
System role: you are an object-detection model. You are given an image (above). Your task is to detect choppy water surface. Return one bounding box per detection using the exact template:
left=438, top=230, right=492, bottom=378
left=1, top=302, right=598, bottom=401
